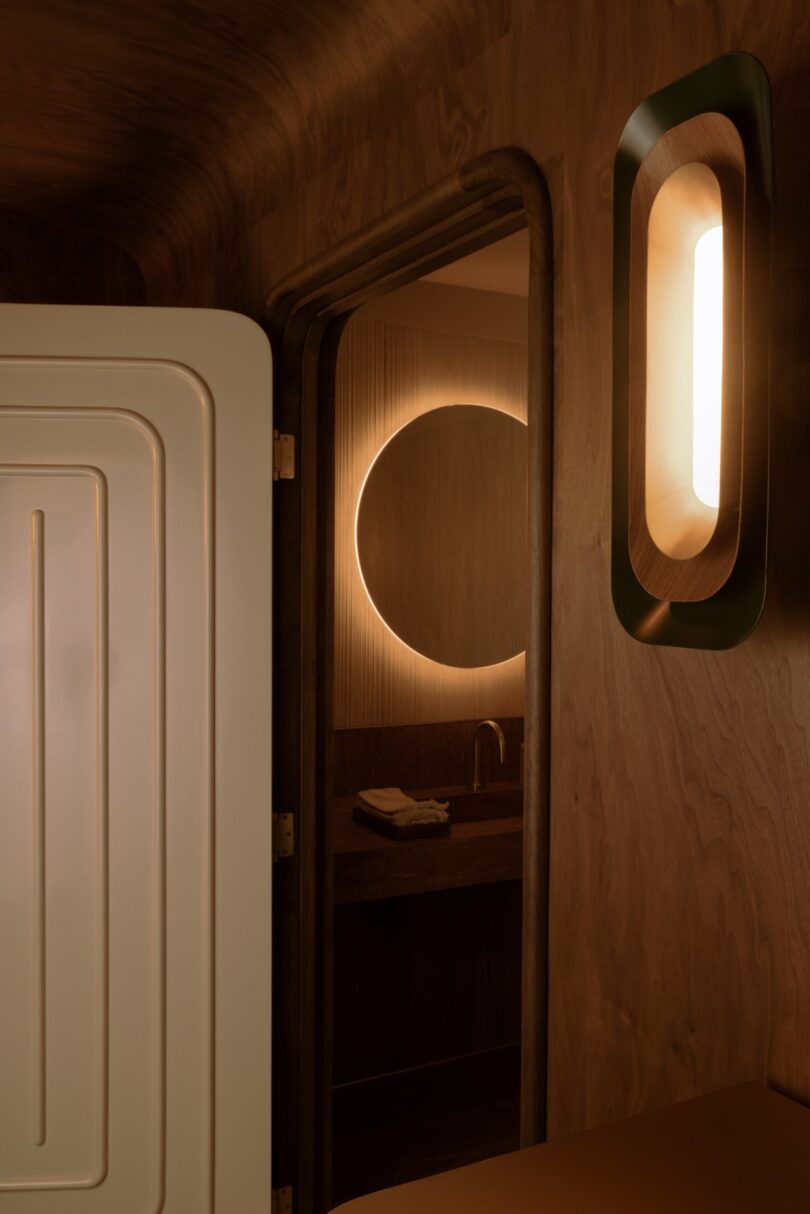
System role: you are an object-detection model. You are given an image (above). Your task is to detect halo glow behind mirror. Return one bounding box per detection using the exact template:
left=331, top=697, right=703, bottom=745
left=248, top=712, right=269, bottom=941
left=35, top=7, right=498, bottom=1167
left=356, top=404, right=528, bottom=668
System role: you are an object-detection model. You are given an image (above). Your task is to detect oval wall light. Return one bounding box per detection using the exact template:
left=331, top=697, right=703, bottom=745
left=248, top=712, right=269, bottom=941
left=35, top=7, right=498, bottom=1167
left=613, top=53, right=772, bottom=648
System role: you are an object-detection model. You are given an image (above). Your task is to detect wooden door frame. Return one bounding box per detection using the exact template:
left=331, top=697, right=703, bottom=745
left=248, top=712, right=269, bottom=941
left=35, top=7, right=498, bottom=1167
left=264, top=147, right=553, bottom=1213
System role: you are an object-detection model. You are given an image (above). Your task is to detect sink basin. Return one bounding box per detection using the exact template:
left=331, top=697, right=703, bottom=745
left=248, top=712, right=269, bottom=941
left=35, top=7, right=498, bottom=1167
left=407, top=780, right=522, bottom=824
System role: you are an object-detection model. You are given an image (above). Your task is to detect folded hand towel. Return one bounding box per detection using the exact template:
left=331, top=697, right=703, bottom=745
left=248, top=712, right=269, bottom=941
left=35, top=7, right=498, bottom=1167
left=357, top=788, right=417, bottom=814
left=357, top=787, right=449, bottom=827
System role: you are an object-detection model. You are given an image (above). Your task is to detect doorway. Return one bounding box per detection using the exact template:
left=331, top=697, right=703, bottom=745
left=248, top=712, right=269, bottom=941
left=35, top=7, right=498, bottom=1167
left=265, top=150, right=552, bottom=1214
left=330, top=235, right=528, bottom=1201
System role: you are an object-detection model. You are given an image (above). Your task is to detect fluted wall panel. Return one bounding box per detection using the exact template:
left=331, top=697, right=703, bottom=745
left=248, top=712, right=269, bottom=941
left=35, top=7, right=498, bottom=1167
left=333, top=288, right=528, bottom=728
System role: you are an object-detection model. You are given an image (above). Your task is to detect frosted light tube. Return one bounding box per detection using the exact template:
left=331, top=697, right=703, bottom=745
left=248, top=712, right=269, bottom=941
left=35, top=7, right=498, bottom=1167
left=692, top=225, right=723, bottom=509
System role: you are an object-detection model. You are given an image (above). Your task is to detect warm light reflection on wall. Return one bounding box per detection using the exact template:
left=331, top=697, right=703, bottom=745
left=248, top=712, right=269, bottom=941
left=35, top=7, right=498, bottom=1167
left=646, top=163, right=724, bottom=558
left=334, top=314, right=527, bottom=728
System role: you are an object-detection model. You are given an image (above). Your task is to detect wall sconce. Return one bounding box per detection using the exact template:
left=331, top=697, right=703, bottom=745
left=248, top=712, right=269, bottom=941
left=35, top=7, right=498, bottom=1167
left=612, top=53, right=772, bottom=648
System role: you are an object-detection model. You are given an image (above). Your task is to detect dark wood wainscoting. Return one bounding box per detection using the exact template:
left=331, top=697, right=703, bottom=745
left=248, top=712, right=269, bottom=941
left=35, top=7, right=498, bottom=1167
left=333, top=717, right=524, bottom=796
left=332, top=882, right=523, bottom=1205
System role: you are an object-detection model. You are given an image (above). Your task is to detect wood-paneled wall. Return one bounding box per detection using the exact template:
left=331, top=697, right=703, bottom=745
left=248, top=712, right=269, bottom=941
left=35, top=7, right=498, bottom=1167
left=0, top=216, right=145, bottom=306
left=241, top=0, right=810, bottom=1138
left=7, top=0, right=810, bottom=1147
left=333, top=282, right=528, bottom=728
left=0, top=0, right=511, bottom=292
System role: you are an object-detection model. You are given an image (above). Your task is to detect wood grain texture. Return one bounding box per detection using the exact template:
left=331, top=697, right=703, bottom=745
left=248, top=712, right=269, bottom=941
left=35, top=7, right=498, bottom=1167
left=354, top=280, right=529, bottom=343
left=243, top=0, right=810, bottom=1150
left=0, top=0, right=510, bottom=292
left=333, top=717, right=524, bottom=795
left=263, top=146, right=552, bottom=1209
left=332, top=797, right=523, bottom=903
left=5, top=0, right=810, bottom=1186
left=264, top=148, right=552, bottom=1209
left=0, top=215, right=146, bottom=306
left=333, top=884, right=522, bottom=1080
left=332, top=880, right=523, bottom=1204
left=335, top=294, right=528, bottom=726
left=332, top=1045, right=520, bottom=1205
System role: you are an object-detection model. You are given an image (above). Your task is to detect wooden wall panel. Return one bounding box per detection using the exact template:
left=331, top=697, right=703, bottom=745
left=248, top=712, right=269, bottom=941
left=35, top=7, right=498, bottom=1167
left=6, top=0, right=810, bottom=1156
left=0, top=0, right=511, bottom=290
left=332, top=717, right=524, bottom=797
left=333, top=285, right=527, bottom=728
left=0, top=216, right=146, bottom=306
left=333, top=883, right=522, bottom=1084
left=239, top=0, right=810, bottom=1143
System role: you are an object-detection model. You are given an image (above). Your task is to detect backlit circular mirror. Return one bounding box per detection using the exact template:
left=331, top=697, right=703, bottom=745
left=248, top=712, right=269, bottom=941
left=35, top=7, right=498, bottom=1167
left=356, top=404, right=527, bottom=667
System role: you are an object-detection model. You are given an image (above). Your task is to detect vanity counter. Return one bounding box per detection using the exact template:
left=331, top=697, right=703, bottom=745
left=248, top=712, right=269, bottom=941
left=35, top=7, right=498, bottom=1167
left=331, top=783, right=523, bottom=904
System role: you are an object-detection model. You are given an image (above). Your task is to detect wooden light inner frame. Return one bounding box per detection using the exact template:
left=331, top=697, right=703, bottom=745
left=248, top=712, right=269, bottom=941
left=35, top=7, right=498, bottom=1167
left=629, top=112, right=745, bottom=603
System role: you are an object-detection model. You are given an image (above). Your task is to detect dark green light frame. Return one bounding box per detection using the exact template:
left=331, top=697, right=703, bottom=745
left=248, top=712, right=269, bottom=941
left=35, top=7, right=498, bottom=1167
left=612, top=53, right=772, bottom=649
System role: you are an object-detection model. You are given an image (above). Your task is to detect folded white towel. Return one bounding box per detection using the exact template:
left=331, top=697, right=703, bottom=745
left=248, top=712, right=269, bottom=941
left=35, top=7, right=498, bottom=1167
left=358, top=788, right=416, bottom=814
left=357, top=787, right=449, bottom=827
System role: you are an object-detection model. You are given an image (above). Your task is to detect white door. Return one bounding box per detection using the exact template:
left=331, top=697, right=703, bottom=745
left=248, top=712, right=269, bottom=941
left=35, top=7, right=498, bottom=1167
left=0, top=306, right=273, bottom=1212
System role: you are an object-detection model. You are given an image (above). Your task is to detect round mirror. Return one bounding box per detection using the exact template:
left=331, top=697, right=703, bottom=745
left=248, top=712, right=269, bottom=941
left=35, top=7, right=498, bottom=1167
left=356, top=404, right=527, bottom=668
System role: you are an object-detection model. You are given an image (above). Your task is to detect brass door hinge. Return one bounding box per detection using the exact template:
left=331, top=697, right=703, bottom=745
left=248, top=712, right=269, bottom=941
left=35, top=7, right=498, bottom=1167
left=272, top=1186, right=293, bottom=1214
left=273, top=430, right=295, bottom=481
left=273, top=812, right=294, bottom=861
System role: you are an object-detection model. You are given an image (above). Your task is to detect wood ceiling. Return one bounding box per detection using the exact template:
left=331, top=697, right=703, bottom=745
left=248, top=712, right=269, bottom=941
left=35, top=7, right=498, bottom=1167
left=423, top=229, right=530, bottom=296
left=0, top=0, right=511, bottom=275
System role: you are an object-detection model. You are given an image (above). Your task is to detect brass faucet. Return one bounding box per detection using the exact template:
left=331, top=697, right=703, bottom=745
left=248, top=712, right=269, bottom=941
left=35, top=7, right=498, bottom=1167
left=471, top=719, right=506, bottom=791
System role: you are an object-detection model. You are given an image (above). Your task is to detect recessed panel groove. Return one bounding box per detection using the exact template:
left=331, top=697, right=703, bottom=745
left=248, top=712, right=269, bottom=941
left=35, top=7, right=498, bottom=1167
left=31, top=507, right=46, bottom=1149
left=0, top=466, right=109, bottom=1192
